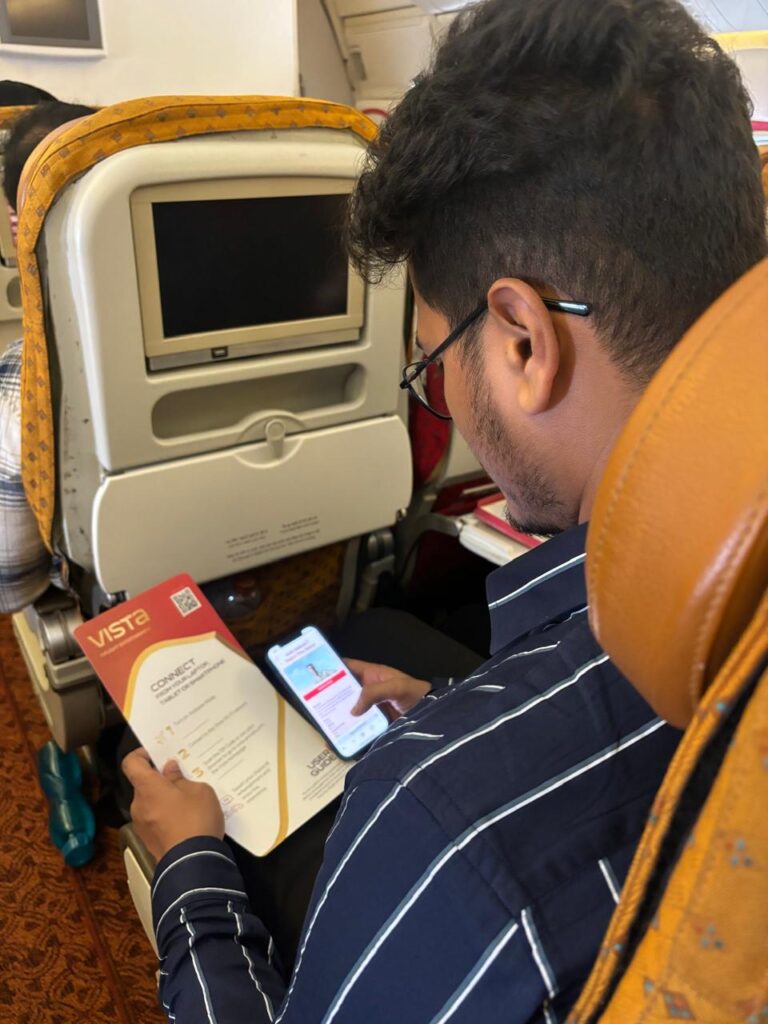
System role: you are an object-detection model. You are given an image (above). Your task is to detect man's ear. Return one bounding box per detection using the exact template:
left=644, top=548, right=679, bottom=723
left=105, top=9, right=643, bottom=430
left=486, top=279, right=562, bottom=415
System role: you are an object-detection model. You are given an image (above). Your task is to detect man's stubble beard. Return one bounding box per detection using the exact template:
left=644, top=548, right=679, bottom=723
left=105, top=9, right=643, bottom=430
left=467, top=363, right=569, bottom=537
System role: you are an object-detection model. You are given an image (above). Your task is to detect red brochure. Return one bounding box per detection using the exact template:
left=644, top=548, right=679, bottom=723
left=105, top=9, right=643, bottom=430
left=75, top=574, right=348, bottom=855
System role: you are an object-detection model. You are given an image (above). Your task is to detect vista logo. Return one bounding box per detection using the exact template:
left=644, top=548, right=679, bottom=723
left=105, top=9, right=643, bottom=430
left=87, top=609, right=150, bottom=648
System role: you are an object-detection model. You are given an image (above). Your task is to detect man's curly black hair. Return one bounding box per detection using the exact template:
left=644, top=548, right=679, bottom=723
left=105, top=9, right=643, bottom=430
left=347, top=0, right=767, bottom=381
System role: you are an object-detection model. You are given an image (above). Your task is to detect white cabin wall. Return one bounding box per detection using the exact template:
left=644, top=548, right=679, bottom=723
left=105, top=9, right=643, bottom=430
left=298, top=0, right=353, bottom=106
left=0, top=0, right=299, bottom=106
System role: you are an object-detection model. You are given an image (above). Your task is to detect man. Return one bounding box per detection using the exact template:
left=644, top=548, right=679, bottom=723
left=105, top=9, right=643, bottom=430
left=0, top=101, right=95, bottom=612
left=124, top=1, right=767, bottom=1021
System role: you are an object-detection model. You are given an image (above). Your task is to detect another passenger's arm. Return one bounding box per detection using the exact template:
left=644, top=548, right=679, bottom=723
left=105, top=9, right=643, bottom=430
left=0, top=339, right=52, bottom=613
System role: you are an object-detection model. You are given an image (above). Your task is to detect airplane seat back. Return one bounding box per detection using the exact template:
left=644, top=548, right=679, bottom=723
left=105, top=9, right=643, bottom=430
left=570, top=256, right=768, bottom=1023
left=0, top=105, right=27, bottom=355
left=27, top=98, right=412, bottom=593
left=12, top=96, right=413, bottom=750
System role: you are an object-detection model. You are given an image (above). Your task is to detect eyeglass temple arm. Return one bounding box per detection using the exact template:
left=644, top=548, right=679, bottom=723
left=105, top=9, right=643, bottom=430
left=401, top=296, right=591, bottom=389
left=542, top=298, right=591, bottom=316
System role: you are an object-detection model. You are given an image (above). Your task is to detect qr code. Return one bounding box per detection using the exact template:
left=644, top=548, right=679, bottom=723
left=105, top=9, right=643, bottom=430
left=171, top=587, right=201, bottom=617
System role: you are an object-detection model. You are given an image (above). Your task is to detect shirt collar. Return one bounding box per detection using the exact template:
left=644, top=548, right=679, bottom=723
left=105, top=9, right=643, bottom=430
left=486, top=523, right=588, bottom=653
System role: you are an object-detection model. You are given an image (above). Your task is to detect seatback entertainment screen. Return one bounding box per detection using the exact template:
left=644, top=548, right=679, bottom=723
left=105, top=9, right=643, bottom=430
left=152, top=193, right=350, bottom=339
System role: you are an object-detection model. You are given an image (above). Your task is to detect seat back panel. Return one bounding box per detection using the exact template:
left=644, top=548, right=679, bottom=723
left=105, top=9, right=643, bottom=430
left=92, top=415, right=412, bottom=594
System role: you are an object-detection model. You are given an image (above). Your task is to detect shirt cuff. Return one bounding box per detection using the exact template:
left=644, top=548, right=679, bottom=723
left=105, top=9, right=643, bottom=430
left=151, top=835, right=248, bottom=944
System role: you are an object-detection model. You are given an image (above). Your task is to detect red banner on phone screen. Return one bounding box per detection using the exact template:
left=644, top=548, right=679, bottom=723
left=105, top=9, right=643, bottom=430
left=303, top=669, right=346, bottom=702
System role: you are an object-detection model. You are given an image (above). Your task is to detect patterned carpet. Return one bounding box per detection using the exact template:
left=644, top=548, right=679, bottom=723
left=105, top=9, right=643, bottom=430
left=0, top=615, right=163, bottom=1024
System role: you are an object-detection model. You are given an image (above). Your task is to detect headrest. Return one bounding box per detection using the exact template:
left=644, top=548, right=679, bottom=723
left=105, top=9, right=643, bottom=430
left=0, top=104, right=31, bottom=133
left=586, top=258, right=768, bottom=728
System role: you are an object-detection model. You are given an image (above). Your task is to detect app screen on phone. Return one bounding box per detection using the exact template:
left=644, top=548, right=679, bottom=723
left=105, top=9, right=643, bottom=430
left=268, top=627, right=389, bottom=758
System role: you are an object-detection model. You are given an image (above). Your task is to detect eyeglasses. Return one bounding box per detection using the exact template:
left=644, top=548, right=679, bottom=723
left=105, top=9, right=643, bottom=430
left=400, top=296, right=592, bottom=420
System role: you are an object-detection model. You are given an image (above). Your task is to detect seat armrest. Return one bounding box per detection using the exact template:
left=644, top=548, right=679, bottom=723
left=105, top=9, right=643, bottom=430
left=120, top=823, right=158, bottom=955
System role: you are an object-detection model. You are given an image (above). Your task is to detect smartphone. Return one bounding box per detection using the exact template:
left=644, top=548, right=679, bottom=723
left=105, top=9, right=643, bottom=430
left=265, top=626, right=389, bottom=760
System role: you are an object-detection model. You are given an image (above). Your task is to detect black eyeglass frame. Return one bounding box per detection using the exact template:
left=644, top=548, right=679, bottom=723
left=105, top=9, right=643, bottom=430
left=400, top=296, right=592, bottom=420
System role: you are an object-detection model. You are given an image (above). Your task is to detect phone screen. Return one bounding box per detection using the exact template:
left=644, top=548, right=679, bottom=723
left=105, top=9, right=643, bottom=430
left=266, top=626, right=389, bottom=759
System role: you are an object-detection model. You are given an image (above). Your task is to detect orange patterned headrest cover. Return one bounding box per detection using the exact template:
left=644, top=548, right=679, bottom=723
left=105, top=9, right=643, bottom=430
left=586, top=257, right=768, bottom=728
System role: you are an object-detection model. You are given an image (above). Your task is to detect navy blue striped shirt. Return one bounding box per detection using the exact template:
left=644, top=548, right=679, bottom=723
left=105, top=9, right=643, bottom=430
left=152, top=524, right=680, bottom=1023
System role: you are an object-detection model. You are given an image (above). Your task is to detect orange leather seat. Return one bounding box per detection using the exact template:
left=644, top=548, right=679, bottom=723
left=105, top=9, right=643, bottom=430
left=569, top=256, right=768, bottom=1023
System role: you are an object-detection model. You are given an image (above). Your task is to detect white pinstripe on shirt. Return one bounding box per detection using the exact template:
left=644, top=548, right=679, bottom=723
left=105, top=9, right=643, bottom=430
left=181, top=907, right=218, bottom=1024
left=489, top=553, right=586, bottom=610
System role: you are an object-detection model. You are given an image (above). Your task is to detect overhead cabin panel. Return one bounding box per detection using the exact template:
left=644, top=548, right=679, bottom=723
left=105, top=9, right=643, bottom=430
left=344, top=8, right=435, bottom=98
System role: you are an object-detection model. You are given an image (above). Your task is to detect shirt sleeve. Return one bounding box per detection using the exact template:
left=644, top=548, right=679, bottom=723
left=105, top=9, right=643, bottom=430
left=152, top=835, right=286, bottom=1024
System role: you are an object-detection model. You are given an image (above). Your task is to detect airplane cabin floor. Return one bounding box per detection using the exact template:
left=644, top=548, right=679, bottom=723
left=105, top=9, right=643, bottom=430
left=0, top=615, right=163, bottom=1023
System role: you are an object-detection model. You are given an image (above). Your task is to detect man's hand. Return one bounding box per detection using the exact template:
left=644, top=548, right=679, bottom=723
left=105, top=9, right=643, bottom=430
left=122, top=748, right=225, bottom=862
left=347, top=659, right=431, bottom=720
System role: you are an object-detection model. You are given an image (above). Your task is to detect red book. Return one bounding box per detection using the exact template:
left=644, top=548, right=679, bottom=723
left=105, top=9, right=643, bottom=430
left=473, top=494, right=545, bottom=548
